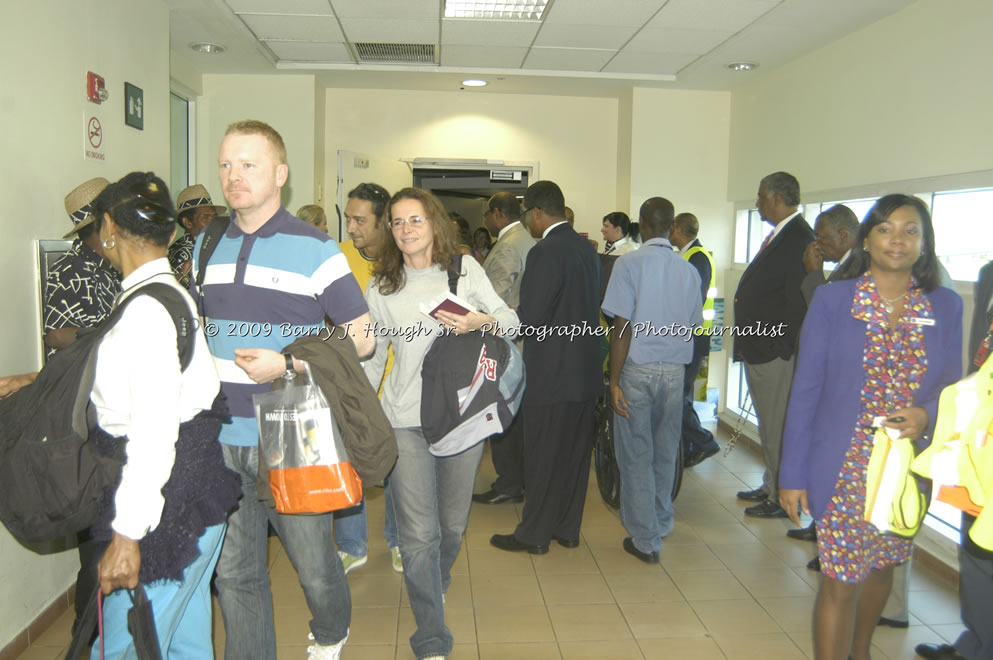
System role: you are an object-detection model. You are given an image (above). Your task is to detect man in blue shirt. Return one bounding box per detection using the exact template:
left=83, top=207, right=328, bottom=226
left=602, top=197, right=702, bottom=563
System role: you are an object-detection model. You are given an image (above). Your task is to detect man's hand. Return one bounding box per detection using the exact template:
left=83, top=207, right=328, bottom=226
left=802, top=242, right=825, bottom=273
left=98, top=532, right=141, bottom=594
left=610, top=382, right=629, bottom=419
left=0, top=372, right=37, bottom=398
left=779, top=488, right=809, bottom=527
left=882, top=406, right=929, bottom=442
left=234, top=348, right=288, bottom=383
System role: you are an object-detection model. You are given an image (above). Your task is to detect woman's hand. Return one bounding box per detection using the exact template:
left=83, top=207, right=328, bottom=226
left=779, top=488, right=809, bottom=527
left=434, top=310, right=496, bottom=335
left=882, top=406, right=929, bottom=442
left=98, top=532, right=141, bottom=594
left=0, top=372, right=38, bottom=398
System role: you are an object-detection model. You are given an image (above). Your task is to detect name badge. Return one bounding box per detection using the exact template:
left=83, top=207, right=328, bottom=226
left=909, top=317, right=935, bottom=326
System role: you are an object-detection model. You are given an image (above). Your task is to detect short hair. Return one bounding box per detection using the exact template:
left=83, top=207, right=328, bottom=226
left=837, top=194, right=940, bottom=292
left=523, top=180, right=565, bottom=218
left=817, top=204, right=859, bottom=236
left=348, top=182, right=391, bottom=222
left=488, top=192, right=521, bottom=220
left=296, top=204, right=327, bottom=228
left=674, top=213, right=699, bottom=239
left=603, top=211, right=631, bottom=237
left=760, top=171, right=801, bottom=207
left=224, top=120, right=287, bottom=164
left=93, top=172, right=176, bottom=248
left=564, top=206, right=575, bottom=224
left=639, top=197, right=675, bottom=236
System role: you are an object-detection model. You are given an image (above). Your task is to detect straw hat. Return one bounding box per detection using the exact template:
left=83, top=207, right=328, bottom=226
left=62, top=177, right=110, bottom=239
left=176, top=184, right=226, bottom=217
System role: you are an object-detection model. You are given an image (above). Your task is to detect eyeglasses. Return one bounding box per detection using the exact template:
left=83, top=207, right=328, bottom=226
left=391, top=215, right=428, bottom=229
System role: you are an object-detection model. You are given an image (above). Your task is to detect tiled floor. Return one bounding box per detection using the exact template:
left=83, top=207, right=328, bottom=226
left=18, top=429, right=963, bottom=659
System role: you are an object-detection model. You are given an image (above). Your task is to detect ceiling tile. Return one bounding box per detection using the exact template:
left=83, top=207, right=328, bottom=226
left=441, top=19, right=540, bottom=47
left=331, top=0, right=440, bottom=20
left=646, top=0, right=779, bottom=31
left=339, top=18, right=439, bottom=43
left=440, top=44, right=529, bottom=67
left=523, top=47, right=615, bottom=71
left=602, top=50, right=697, bottom=75
left=265, top=41, right=353, bottom=62
left=542, top=0, right=665, bottom=27
left=625, top=27, right=733, bottom=54
left=239, top=14, right=344, bottom=41
left=225, top=0, right=333, bottom=15
left=532, top=23, right=638, bottom=50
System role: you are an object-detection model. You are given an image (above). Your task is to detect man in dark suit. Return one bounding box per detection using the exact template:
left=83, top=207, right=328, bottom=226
left=491, top=180, right=602, bottom=554
left=733, top=171, right=815, bottom=518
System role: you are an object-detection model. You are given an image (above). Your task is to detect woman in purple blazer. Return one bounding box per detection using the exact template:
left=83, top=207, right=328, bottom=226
left=779, top=194, right=962, bottom=660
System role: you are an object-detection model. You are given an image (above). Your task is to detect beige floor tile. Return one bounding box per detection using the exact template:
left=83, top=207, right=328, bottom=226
left=871, top=625, right=939, bottom=660
left=714, top=632, right=806, bottom=660
left=619, top=601, right=707, bottom=639
left=677, top=503, right=742, bottom=527
left=690, top=598, right=781, bottom=636
left=659, top=520, right=703, bottom=545
left=579, top=522, right=627, bottom=544
left=350, top=574, right=403, bottom=608
left=909, top=565, right=956, bottom=592
left=546, top=603, right=633, bottom=642
left=789, top=565, right=823, bottom=591
left=348, top=607, right=399, bottom=645
left=538, top=572, right=614, bottom=604
left=930, top=623, right=966, bottom=644
left=786, top=630, right=813, bottom=659
left=909, top=588, right=964, bottom=625
left=467, top=545, right=538, bottom=576
left=473, top=603, right=555, bottom=644
left=399, top=575, right=472, bottom=609
left=397, top=606, right=477, bottom=646
left=531, top=545, right=601, bottom=574
left=559, top=638, right=645, bottom=659
left=603, top=571, right=685, bottom=603
left=659, top=544, right=725, bottom=572
left=639, top=636, right=726, bottom=660
left=15, top=646, right=66, bottom=660
left=687, top=523, right=761, bottom=547
left=342, top=645, right=398, bottom=659
left=270, top=574, right=311, bottom=610
left=467, top=501, right=523, bottom=528
left=479, top=642, right=563, bottom=659
left=273, top=606, right=313, bottom=646
left=759, top=535, right=820, bottom=568
left=731, top=566, right=816, bottom=599
left=586, top=540, right=668, bottom=576
left=395, top=642, right=479, bottom=659
left=470, top=572, right=544, bottom=607
left=711, top=542, right=791, bottom=570
left=668, top=569, right=750, bottom=601
left=756, top=596, right=816, bottom=633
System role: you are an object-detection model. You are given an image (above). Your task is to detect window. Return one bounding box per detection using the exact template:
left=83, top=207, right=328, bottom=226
left=932, top=188, right=993, bottom=282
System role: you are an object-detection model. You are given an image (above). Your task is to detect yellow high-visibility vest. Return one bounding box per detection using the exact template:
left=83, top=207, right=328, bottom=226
left=683, top=244, right=716, bottom=330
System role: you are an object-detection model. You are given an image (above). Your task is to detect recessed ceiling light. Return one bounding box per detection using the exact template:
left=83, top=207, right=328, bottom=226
left=191, top=43, right=226, bottom=54
left=462, top=79, right=487, bottom=87
left=727, top=62, right=757, bottom=72
left=445, top=1, right=547, bottom=20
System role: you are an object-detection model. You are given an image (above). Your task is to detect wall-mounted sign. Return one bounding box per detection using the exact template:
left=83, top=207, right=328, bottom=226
left=85, top=114, right=105, bottom=161
left=124, top=82, right=143, bottom=130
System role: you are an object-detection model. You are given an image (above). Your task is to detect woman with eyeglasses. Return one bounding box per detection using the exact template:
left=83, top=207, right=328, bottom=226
left=86, top=172, right=240, bottom=657
left=779, top=194, right=962, bottom=660
left=363, top=187, right=518, bottom=660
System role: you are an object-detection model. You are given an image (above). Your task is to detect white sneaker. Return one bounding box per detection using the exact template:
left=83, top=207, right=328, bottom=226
left=338, top=550, right=367, bottom=575
left=306, top=631, right=348, bottom=660
left=390, top=545, right=403, bottom=573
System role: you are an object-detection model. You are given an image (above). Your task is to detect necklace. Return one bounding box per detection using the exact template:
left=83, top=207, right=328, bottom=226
left=880, top=292, right=905, bottom=314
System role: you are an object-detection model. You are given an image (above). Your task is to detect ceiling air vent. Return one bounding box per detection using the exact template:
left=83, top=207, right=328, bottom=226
left=354, top=43, right=436, bottom=64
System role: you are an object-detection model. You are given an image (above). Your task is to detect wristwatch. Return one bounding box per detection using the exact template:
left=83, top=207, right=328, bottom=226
left=283, top=353, right=295, bottom=379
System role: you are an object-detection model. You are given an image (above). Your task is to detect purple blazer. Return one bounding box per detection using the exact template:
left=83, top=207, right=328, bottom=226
left=779, top=278, right=963, bottom=520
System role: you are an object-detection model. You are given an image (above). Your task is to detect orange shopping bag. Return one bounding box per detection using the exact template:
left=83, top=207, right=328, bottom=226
left=253, top=365, right=363, bottom=514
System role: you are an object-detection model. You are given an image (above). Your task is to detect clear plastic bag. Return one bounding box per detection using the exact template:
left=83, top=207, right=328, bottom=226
left=253, top=365, right=363, bottom=514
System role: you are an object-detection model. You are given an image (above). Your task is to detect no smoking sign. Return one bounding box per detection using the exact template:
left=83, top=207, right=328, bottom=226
left=85, top=114, right=105, bottom=161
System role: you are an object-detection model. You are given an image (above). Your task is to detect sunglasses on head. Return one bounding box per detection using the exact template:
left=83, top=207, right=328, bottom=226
left=111, top=181, right=176, bottom=225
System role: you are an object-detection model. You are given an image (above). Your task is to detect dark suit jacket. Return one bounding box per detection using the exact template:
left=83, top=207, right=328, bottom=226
left=968, top=260, right=993, bottom=374
left=733, top=215, right=815, bottom=364
left=518, top=222, right=602, bottom=406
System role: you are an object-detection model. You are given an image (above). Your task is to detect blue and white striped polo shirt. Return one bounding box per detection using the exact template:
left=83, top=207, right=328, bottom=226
left=191, top=207, right=368, bottom=446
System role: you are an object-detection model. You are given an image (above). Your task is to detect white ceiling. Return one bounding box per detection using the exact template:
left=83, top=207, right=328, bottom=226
left=167, top=0, right=918, bottom=96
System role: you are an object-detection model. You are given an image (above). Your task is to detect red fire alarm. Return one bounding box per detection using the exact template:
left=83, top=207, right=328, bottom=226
left=87, top=71, right=109, bottom=104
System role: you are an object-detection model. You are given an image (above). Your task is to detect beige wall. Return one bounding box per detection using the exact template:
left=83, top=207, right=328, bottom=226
left=0, top=0, right=171, bottom=649
left=196, top=74, right=317, bottom=214
left=728, top=0, right=993, bottom=202
left=323, top=88, right=619, bottom=240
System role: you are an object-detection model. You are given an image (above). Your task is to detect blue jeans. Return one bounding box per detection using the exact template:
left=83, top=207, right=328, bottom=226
left=333, top=479, right=400, bottom=556
left=96, top=524, right=226, bottom=659
left=390, top=428, right=483, bottom=659
left=215, top=445, right=350, bottom=659
left=613, top=360, right=683, bottom=554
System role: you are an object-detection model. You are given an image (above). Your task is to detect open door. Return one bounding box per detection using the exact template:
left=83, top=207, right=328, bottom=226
left=336, top=150, right=411, bottom=241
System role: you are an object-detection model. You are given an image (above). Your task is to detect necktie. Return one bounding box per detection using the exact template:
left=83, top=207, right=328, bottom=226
left=758, top=231, right=774, bottom=253
left=604, top=242, right=615, bottom=255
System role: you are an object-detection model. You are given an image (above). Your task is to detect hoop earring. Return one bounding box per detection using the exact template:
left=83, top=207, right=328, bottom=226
left=102, top=236, right=116, bottom=250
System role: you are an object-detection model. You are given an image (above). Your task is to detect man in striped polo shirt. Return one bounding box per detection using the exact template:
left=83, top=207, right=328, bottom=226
left=193, top=120, right=374, bottom=660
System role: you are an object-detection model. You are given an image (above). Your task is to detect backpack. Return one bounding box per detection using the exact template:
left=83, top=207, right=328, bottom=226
left=420, top=255, right=525, bottom=456
left=0, top=283, right=195, bottom=544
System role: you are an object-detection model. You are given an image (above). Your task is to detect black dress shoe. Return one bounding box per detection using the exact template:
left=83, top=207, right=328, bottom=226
left=744, top=499, right=788, bottom=518
left=622, top=537, right=659, bottom=564
left=552, top=535, right=580, bottom=548
left=786, top=522, right=817, bottom=542
left=472, top=489, right=524, bottom=505
left=914, top=643, right=966, bottom=660
left=877, top=616, right=909, bottom=629
left=806, top=556, right=821, bottom=571
left=683, top=445, right=720, bottom=468
left=490, top=533, right=548, bottom=555
left=736, top=487, right=769, bottom=502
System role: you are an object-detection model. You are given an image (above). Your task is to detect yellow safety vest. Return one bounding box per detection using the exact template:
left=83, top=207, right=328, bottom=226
left=683, top=245, right=716, bottom=330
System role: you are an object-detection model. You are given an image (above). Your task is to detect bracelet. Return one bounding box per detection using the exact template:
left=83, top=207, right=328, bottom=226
left=283, top=353, right=294, bottom=374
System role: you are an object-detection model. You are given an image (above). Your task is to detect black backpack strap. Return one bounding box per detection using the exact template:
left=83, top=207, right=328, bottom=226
left=448, top=253, right=463, bottom=296
left=119, top=283, right=197, bottom=372
left=193, top=215, right=231, bottom=318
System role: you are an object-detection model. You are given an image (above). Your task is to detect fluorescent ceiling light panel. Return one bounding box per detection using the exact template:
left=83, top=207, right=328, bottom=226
left=444, top=1, right=547, bottom=20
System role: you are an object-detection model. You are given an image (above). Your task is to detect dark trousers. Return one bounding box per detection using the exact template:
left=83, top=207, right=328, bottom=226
left=514, top=399, right=595, bottom=546
left=490, top=409, right=525, bottom=496
left=956, top=513, right=993, bottom=660
left=681, top=338, right=718, bottom=457
left=73, top=530, right=109, bottom=637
